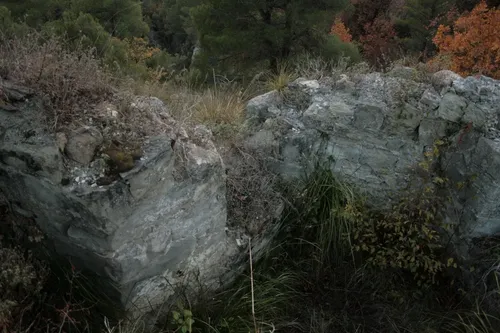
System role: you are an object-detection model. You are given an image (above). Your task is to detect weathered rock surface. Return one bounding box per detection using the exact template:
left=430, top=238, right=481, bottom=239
left=65, top=126, right=103, bottom=165
left=0, top=83, right=240, bottom=314
left=244, top=73, right=500, bottom=238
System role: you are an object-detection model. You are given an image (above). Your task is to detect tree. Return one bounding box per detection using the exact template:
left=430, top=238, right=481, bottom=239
left=189, top=0, right=348, bottom=72
left=394, top=0, right=456, bottom=60
left=69, top=0, right=149, bottom=38
left=0, top=0, right=70, bottom=27
left=343, top=0, right=395, bottom=39
left=359, top=16, right=398, bottom=68
left=342, top=0, right=400, bottom=68
left=432, top=1, right=500, bottom=79
left=143, top=0, right=201, bottom=56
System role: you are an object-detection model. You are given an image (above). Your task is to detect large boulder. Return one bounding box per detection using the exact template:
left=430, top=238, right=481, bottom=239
left=244, top=72, right=500, bottom=238
left=0, top=82, right=241, bottom=314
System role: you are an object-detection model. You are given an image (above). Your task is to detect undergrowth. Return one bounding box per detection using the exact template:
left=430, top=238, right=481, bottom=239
left=165, top=156, right=500, bottom=333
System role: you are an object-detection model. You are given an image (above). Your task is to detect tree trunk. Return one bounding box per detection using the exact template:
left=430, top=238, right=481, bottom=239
left=260, top=8, right=279, bottom=72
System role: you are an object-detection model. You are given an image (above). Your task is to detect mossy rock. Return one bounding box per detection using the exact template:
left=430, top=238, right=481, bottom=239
left=103, top=146, right=143, bottom=174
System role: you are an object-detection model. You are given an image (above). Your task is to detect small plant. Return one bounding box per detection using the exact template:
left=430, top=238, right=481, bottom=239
left=265, top=62, right=296, bottom=92
left=291, top=162, right=358, bottom=269
left=348, top=139, right=459, bottom=287
left=172, top=302, right=195, bottom=333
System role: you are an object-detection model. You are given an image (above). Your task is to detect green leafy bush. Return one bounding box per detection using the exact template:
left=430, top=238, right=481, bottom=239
left=318, top=35, right=362, bottom=64
left=348, top=140, right=459, bottom=287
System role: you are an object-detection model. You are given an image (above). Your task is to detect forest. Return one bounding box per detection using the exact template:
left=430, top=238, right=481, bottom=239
left=1, top=0, right=499, bottom=82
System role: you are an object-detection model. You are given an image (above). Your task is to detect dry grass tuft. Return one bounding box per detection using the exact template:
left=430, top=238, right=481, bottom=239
left=264, top=62, right=297, bottom=91
left=192, top=86, right=246, bottom=125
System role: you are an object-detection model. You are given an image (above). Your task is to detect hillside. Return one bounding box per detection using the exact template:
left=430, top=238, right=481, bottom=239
left=1, top=1, right=500, bottom=333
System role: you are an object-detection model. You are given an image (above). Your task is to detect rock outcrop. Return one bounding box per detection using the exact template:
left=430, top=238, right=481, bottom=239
left=0, top=82, right=241, bottom=314
left=243, top=70, right=500, bottom=238
left=1, top=68, right=500, bottom=320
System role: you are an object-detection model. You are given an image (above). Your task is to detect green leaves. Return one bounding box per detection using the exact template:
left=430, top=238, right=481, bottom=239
left=190, top=0, right=350, bottom=71
left=172, top=305, right=195, bottom=333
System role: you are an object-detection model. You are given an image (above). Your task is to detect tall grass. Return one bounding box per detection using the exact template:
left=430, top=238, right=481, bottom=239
left=296, top=165, right=357, bottom=268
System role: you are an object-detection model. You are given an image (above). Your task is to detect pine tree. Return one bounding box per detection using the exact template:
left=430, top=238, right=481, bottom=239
left=70, top=0, right=149, bottom=38
left=0, top=0, right=70, bottom=27
left=395, top=0, right=456, bottom=60
left=189, top=0, right=348, bottom=72
left=143, top=0, right=201, bottom=56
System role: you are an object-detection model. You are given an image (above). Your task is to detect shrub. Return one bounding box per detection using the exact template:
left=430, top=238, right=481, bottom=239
left=0, top=31, right=112, bottom=126
left=0, top=244, right=48, bottom=329
left=319, top=35, right=362, bottom=65
left=329, top=18, right=353, bottom=43
left=348, top=140, right=460, bottom=287
left=432, top=1, right=500, bottom=79
left=0, top=6, right=29, bottom=41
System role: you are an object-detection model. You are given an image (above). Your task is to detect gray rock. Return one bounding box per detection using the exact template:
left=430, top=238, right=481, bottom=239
left=244, top=71, right=500, bottom=238
left=434, top=92, right=467, bottom=122
left=0, top=91, right=239, bottom=317
left=432, top=70, right=462, bottom=93
left=353, top=103, right=385, bottom=131
left=244, top=130, right=278, bottom=154
left=462, top=104, right=488, bottom=129
left=419, top=88, right=441, bottom=110
left=418, top=118, right=448, bottom=146
left=56, top=132, right=67, bottom=153
left=303, top=98, right=353, bottom=131
left=387, top=65, right=416, bottom=79
left=246, top=90, right=282, bottom=120
left=295, top=78, right=320, bottom=90
left=65, top=126, right=103, bottom=165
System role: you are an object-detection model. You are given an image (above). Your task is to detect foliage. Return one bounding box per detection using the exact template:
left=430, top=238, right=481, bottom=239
left=190, top=0, right=348, bottom=73
left=1, top=0, right=148, bottom=38
left=0, top=6, right=29, bottom=40
left=265, top=61, right=297, bottom=91
left=432, top=1, right=500, bottom=79
left=42, top=11, right=113, bottom=57
left=359, top=16, right=399, bottom=69
left=321, top=34, right=362, bottom=65
left=329, top=18, right=352, bottom=42
left=394, top=0, right=457, bottom=60
left=66, top=0, right=149, bottom=38
left=0, top=0, right=70, bottom=27
left=171, top=302, right=195, bottom=333
left=341, top=0, right=402, bottom=68
left=294, top=163, right=357, bottom=268
left=348, top=140, right=460, bottom=287
left=143, top=0, right=201, bottom=56
left=123, top=37, right=161, bottom=64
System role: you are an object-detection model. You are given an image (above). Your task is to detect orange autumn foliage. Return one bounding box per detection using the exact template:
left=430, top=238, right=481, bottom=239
left=126, top=37, right=160, bottom=64
left=330, top=19, right=353, bottom=43
left=432, top=1, right=500, bottom=79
